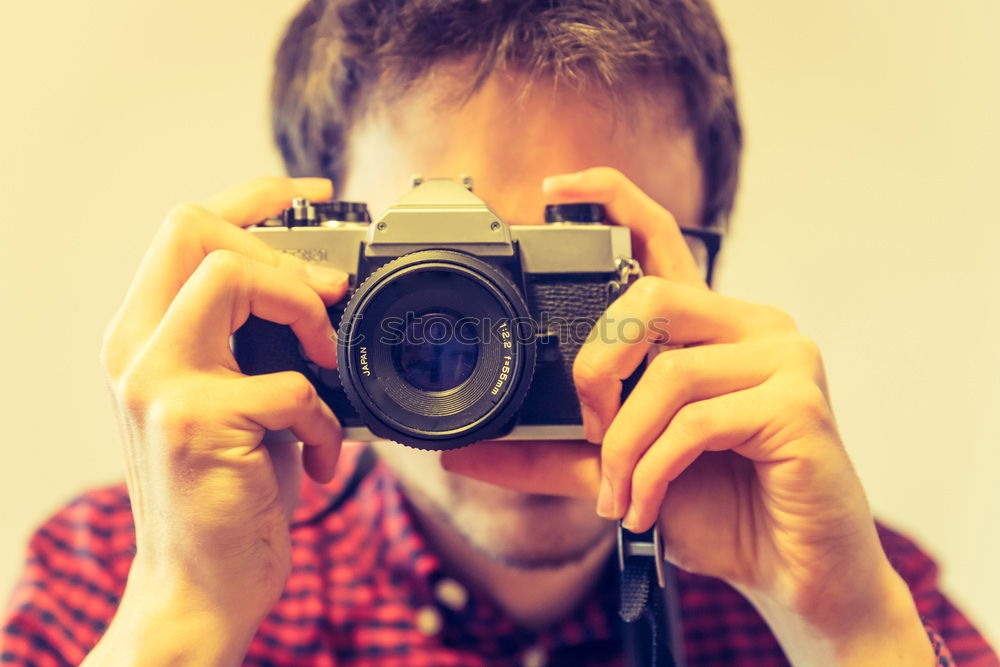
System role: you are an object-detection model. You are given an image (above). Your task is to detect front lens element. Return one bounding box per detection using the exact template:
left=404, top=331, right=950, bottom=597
left=396, top=312, right=479, bottom=392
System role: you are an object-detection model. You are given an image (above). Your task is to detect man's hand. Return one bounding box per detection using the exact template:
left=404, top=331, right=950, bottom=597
left=87, top=177, right=346, bottom=666
left=442, top=167, right=934, bottom=665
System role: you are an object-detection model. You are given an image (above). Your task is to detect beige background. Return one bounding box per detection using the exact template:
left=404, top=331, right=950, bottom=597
left=1, top=0, right=997, bottom=649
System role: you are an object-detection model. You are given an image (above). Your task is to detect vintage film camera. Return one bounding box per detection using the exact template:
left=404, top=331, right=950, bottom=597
left=232, top=178, right=641, bottom=450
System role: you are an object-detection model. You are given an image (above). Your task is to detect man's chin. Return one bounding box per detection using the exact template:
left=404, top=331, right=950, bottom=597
left=465, top=522, right=614, bottom=570
left=432, top=478, right=614, bottom=570
left=372, top=441, right=614, bottom=570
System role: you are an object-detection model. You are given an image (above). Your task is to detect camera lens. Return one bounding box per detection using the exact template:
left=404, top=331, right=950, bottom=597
left=337, top=250, right=535, bottom=450
left=395, top=311, right=479, bottom=392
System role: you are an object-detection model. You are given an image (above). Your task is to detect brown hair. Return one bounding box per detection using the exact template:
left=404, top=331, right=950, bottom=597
left=273, top=0, right=742, bottom=227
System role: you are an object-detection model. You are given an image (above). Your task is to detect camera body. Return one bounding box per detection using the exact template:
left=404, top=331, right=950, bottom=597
left=233, top=178, right=641, bottom=450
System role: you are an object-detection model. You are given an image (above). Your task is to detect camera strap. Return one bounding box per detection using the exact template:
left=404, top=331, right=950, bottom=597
left=618, top=523, right=685, bottom=667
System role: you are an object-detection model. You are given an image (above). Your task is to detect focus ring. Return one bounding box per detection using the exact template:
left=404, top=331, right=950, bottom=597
left=337, top=250, right=536, bottom=450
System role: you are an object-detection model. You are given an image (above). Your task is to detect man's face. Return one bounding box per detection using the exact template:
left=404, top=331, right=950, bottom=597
left=341, top=65, right=703, bottom=569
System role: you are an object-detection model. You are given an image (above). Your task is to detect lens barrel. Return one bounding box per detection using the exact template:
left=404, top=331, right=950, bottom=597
left=337, top=250, right=535, bottom=450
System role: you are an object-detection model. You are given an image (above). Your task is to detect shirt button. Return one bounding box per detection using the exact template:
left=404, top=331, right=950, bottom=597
left=521, top=645, right=547, bottom=667
left=415, top=605, right=443, bottom=636
left=433, top=577, right=469, bottom=611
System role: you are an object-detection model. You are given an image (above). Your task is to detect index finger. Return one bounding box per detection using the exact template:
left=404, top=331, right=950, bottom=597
left=102, top=178, right=345, bottom=380
left=201, top=176, right=333, bottom=227
left=542, top=167, right=705, bottom=287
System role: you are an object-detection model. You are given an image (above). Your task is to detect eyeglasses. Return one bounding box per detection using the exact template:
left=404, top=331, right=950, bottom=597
left=680, top=226, right=723, bottom=287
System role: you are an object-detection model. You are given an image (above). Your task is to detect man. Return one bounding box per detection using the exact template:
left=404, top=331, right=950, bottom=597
left=2, top=0, right=996, bottom=665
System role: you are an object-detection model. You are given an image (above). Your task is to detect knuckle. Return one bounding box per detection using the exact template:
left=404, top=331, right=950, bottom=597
left=145, top=394, right=202, bottom=445
left=162, top=202, right=208, bottom=237
left=201, top=248, right=248, bottom=278
left=790, top=334, right=821, bottom=360
left=793, top=381, right=832, bottom=424
left=673, top=401, right=712, bottom=439
left=114, top=364, right=153, bottom=415
left=647, top=351, right=689, bottom=386
left=284, top=372, right=317, bottom=407
left=786, top=334, right=824, bottom=376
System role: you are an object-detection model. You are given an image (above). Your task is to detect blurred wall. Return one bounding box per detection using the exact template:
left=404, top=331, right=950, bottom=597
left=1, top=0, right=996, bottom=648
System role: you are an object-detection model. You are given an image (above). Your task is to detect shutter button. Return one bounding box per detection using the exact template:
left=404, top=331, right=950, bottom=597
left=433, top=577, right=469, bottom=611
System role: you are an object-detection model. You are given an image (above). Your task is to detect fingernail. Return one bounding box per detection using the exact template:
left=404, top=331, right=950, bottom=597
left=622, top=504, right=640, bottom=532
left=581, top=405, right=602, bottom=444
left=596, top=476, right=615, bottom=518
left=305, top=263, right=347, bottom=286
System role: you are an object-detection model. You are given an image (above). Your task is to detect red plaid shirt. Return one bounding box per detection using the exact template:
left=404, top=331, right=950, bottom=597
left=3, top=444, right=997, bottom=666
